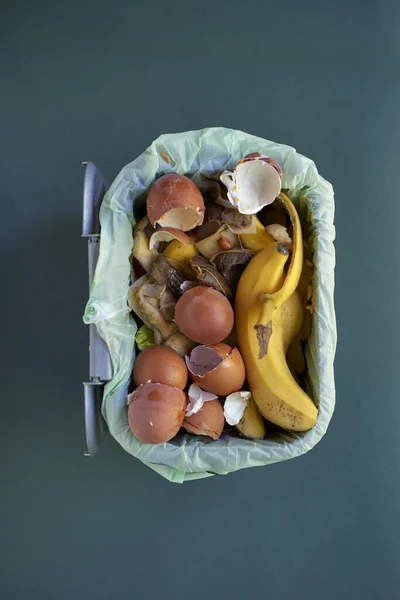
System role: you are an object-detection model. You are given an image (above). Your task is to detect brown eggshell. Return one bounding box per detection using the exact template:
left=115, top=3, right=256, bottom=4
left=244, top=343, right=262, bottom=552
left=186, top=343, right=246, bottom=396
left=128, top=382, right=187, bottom=444
left=183, top=399, right=225, bottom=440
left=174, top=287, right=234, bottom=345
left=147, top=174, right=205, bottom=231
left=133, top=345, right=188, bottom=389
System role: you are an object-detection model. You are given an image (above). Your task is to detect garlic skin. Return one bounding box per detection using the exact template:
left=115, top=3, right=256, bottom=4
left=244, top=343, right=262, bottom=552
left=220, top=154, right=282, bottom=215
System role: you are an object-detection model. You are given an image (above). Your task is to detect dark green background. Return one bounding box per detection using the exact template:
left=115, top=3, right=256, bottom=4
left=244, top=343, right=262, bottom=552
left=2, top=1, right=399, bottom=598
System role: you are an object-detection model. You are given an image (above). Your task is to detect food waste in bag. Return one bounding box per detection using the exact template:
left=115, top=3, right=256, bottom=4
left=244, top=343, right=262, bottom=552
left=127, top=153, right=317, bottom=445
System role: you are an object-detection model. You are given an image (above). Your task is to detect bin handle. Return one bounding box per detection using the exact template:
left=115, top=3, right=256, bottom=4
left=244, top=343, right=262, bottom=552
left=82, top=161, right=112, bottom=456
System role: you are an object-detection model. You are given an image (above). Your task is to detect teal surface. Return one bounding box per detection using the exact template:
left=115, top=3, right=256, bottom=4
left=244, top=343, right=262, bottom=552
left=1, top=1, right=399, bottom=598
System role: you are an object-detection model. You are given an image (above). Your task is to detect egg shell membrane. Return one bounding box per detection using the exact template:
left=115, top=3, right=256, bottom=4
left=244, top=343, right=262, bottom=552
left=158, top=207, right=204, bottom=231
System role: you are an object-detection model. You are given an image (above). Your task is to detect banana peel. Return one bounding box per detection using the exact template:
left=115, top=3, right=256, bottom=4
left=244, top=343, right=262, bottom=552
left=238, top=216, right=275, bottom=252
left=236, top=395, right=266, bottom=440
left=235, top=193, right=317, bottom=432
left=163, top=238, right=198, bottom=265
left=287, top=331, right=306, bottom=375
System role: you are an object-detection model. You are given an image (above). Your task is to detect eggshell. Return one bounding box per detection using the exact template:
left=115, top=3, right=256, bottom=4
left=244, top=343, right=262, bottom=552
left=174, top=287, right=234, bottom=345
left=128, top=382, right=186, bottom=444
left=133, top=345, right=188, bottom=389
left=242, top=152, right=283, bottom=177
left=183, top=399, right=225, bottom=440
left=186, top=343, right=246, bottom=396
left=220, top=156, right=281, bottom=215
left=149, top=227, right=190, bottom=250
left=185, top=383, right=218, bottom=417
left=147, top=174, right=205, bottom=231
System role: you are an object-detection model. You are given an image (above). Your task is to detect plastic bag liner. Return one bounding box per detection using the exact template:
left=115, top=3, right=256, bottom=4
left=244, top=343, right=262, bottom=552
left=83, top=127, right=336, bottom=483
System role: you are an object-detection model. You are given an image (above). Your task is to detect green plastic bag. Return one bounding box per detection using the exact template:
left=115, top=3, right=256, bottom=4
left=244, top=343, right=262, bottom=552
left=84, top=127, right=336, bottom=483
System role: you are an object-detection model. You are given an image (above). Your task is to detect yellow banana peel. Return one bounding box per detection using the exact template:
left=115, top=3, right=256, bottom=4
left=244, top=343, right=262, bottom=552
left=235, top=193, right=318, bottom=432
left=236, top=395, right=266, bottom=440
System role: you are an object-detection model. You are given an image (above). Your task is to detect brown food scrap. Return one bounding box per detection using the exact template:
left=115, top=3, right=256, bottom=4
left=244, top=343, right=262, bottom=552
left=194, top=203, right=252, bottom=242
left=190, top=255, right=232, bottom=298
left=130, top=255, right=146, bottom=282
left=150, top=255, right=186, bottom=296
left=221, top=207, right=252, bottom=230
left=254, top=321, right=273, bottom=359
left=159, top=289, right=176, bottom=322
left=128, top=277, right=177, bottom=344
left=194, top=204, right=225, bottom=242
left=212, top=249, right=254, bottom=290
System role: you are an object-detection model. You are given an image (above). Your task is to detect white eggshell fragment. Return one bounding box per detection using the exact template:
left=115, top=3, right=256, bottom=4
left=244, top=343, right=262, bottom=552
left=224, top=391, right=252, bottom=426
left=220, top=155, right=282, bottom=215
left=185, top=384, right=218, bottom=417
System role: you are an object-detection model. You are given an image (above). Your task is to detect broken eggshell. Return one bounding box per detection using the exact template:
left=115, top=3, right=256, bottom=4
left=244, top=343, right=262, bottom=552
left=127, top=382, right=187, bottom=445
left=183, top=398, right=225, bottom=440
left=185, top=383, right=218, bottom=417
left=147, top=174, right=205, bottom=231
left=223, top=391, right=251, bottom=426
left=149, top=227, right=190, bottom=250
left=242, top=152, right=283, bottom=176
left=220, top=154, right=282, bottom=215
left=185, top=343, right=245, bottom=396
